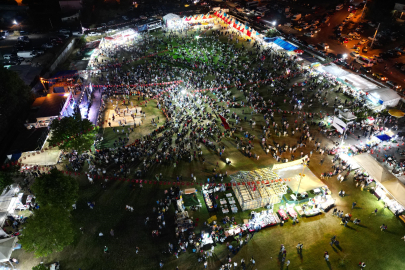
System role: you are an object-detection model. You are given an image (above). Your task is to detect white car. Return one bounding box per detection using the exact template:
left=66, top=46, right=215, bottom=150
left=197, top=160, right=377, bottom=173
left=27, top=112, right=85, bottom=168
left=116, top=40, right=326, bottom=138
left=41, top=43, right=53, bottom=48
left=350, top=51, right=360, bottom=57
left=59, top=29, right=70, bottom=34
left=303, top=25, right=311, bottom=29
left=3, top=54, right=13, bottom=60
left=304, top=32, right=314, bottom=37
left=358, top=39, right=367, bottom=45
left=87, top=32, right=98, bottom=36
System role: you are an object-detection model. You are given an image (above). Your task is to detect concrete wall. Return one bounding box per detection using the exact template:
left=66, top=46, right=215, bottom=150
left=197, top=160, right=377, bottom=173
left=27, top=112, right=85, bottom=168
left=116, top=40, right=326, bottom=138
left=49, top=38, right=76, bottom=72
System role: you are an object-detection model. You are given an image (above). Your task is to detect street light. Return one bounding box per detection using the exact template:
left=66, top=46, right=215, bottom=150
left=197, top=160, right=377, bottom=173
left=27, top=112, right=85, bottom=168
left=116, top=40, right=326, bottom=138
left=13, top=20, right=17, bottom=25
left=272, top=21, right=276, bottom=26
left=342, top=54, right=347, bottom=59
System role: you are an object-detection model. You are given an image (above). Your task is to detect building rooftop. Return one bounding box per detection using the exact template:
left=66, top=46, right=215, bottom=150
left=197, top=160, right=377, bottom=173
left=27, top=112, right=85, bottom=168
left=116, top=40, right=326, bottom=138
left=30, top=93, right=69, bottom=119
left=9, top=127, right=48, bottom=154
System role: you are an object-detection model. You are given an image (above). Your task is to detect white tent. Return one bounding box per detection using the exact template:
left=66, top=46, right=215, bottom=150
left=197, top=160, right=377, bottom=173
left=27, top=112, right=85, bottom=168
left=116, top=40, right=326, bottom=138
left=352, top=154, right=405, bottom=207
left=0, top=237, right=18, bottom=263
left=352, top=154, right=397, bottom=183
left=0, top=185, right=20, bottom=214
left=0, top=213, right=8, bottom=228
left=321, top=64, right=378, bottom=91
left=366, top=87, right=401, bottom=107
left=19, top=150, right=61, bottom=166
left=163, top=13, right=181, bottom=27
left=275, top=164, right=325, bottom=193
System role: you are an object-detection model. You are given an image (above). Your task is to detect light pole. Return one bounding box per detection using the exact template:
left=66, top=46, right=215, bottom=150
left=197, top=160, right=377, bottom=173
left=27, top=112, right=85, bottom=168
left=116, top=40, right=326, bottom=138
left=361, top=0, right=368, bottom=20
left=13, top=20, right=21, bottom=31
left=295, top=161, right=307, bottom=196
left=370, top=23, right=380, bottom=49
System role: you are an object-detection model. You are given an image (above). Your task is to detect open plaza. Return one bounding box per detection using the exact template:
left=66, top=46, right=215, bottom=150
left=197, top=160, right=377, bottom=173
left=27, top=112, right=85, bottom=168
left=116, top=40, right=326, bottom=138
left=6, top=12, right=405, bottom=270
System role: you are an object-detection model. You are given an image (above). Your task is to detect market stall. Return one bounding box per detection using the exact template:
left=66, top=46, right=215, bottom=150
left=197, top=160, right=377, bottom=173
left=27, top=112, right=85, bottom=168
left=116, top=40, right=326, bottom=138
left=247, top=210, right=280, bottom=231
left=202, top=184, right=219, bottom=212
left=352, top=153, right=405, bottom=214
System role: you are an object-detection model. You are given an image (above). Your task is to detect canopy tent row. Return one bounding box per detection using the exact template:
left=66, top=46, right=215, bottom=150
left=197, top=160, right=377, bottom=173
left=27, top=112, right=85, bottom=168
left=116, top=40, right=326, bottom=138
left=352, top=154, right=405, bottom=211
left=0, top=237, right=18, bottom=263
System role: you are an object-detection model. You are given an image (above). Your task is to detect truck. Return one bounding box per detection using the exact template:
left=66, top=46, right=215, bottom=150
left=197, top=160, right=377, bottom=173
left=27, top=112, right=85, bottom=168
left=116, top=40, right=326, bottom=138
left=292, top=14, right=301, bottom=21
left=17, top=51, right=36, bottom=58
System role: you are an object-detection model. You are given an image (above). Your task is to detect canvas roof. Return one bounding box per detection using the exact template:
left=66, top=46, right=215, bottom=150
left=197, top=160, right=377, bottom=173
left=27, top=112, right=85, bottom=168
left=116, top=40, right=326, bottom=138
left=352, top=154, right=397, bottom=183
left=0, top=237, right=18, bottom=263
left=379, top=179, right=405, bottom=208
left=367, top=88, right=401, bottom=102
left=163, top=13, right=181, bottom=22
left=31, top=93, right=68, bottom=119
left=275, top=164, right=324, bottom=193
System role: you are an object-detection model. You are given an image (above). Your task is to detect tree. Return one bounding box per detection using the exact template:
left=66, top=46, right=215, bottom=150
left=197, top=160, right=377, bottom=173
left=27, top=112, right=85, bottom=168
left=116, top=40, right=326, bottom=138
left=31, top=169, right=78, bottom=209
left=47, top=110, right=98, bottom=154
left=32, top=264, right=48, bottom=270
left=0, top=67, right=34, bottom=144
left=19, top=206, right=75, bottom=257
left=0, top=171, right=15, bottom=194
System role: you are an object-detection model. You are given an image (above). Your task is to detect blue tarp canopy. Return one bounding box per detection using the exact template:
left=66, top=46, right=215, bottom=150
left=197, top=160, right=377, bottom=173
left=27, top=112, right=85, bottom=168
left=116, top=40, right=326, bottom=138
left=272, top=38, right=298, bottom=51
left=376, top=134, right=391, bottom=142
left=263, top=37, right=277, bottom=43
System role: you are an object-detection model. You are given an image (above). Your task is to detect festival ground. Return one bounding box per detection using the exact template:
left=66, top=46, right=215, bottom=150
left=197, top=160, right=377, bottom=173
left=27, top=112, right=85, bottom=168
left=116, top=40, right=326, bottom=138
left=12, top=25, right=405, bottom=270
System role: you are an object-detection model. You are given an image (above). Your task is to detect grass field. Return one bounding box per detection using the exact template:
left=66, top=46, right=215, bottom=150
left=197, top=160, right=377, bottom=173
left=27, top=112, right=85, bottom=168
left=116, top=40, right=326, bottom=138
left=13, top=26, right=405, bottom=270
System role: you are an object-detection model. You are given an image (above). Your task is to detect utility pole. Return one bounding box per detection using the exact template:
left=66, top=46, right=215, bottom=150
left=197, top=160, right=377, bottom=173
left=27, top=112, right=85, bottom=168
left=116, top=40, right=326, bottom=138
left=361, top=0, right=368, bottom=20
left=370, top=23, right=380, bottom=49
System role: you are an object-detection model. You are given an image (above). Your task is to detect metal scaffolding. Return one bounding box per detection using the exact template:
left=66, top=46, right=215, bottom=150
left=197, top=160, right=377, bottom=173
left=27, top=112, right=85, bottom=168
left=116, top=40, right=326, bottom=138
left=231, top=168, right=288, bottom=211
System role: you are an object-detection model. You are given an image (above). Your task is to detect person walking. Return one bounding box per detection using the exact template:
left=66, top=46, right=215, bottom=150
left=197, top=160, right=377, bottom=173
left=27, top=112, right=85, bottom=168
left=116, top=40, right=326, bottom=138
left=110, top=229, right=114, bottom=237
left=372, top=208, right=378, bottom=215
left=104, top=246, right=108, bottom=254
left=324, top=251, right=329, bottom=261
left=352, top=202, right=356, bottom=209
left=380, top=224, right=387, bottom=231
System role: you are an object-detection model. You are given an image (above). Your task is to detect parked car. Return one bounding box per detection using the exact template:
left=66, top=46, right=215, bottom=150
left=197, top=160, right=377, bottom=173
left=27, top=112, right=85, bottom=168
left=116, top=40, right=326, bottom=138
left=373, top=55, right=383, bottom=63
left=294, top=26, right=302, bottom=31
left=304, top=32, right=314, bottom=37
left=358, top=39, right=367, bottom=45
left=17, top=36, right=29, bottom=43
left=360, top=66, right=372, bottom=73
left=362, top=47, right=368, bottom=53
left=386, top=81, right=402, bottom=90
left=372, top=73, right=388, bottom=81
left=59, top=29, right=70, bottom=34
left=351, top=51, right=360, bottom=57
left=41, top=43, right=53, bottom=48
left=308, top=44, right=317, bottom=50
left=88, top=32, right=98, bottom=36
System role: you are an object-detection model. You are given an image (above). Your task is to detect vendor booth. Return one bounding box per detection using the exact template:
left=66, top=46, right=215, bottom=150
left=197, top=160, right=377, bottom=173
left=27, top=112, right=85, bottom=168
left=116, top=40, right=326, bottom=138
left=352, top=154, right=405, bottom=214
left=366, top=87, right=401, bottom=108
